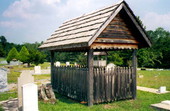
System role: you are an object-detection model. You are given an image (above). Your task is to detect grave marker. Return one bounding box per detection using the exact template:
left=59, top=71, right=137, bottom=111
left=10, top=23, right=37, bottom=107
left=34, top=66, right=41, bottom=74
left=158, top=86, right=166, bottom=93
left=66, top=62, right=70, bottom=66
left=22, top=83, right=38, bottom=111
left=55, top=61, right=60, bottom=67
left=18, top=71, right=34, bottom=109
left=0, top=68, right=8, bottom=92
left=106, top=63, right=116, bottom=71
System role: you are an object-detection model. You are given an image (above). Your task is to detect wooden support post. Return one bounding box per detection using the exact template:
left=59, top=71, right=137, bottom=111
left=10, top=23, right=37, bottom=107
left=132, top=49, right=137, bottom=99
left=50, top=51, right=55, bottom=88
left=87, top=49, right=94, bottom=106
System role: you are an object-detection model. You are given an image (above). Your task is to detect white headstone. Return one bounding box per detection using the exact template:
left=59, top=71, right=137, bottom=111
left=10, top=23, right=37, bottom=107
left=22, top=83, right=38, bottom=111
left=94, top=60, right=107, bottom=67
left=18, top=71, right=34, bottom=109
left=34, top=66, right=41, bottom=74
left=158, top=86, right=166, bottom=93
left=0, top=68, right=8, bottom=92
left=106, top=63, right=116, bottom=71
left=66, top=62, right=70, bottom=66
left=74, top=62, right=77, bottom=66
left=55, top=61, right=60, bottom=67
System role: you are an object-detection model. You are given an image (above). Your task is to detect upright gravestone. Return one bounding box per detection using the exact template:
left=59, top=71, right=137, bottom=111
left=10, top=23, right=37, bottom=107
left=18, top=71, right=34, bottom=110
left=158, top=86, right=166, bottom=93
left=74, top=62, right=77, bottom=66
left=34, top=66, right=41, bottom=74
left=22, top=83, right=38, bottom=111
left=0, top=68, right=8, bottom=92
left=55, top=61, right=60, bottom=67
left=66, top=62, right=70, bottom=67
left=106, top=63, right=116, bottom=71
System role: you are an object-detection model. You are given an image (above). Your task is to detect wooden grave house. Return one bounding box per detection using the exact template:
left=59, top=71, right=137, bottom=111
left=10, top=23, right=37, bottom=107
left=39, top=0, right=151, bottom=106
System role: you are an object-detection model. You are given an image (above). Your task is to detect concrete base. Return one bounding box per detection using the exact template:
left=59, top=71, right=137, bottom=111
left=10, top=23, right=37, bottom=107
left=151, top=102, right=170, bottom=110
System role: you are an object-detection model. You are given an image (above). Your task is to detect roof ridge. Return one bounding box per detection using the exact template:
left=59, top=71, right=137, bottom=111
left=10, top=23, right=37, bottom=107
left=63, top=1, right=123, bottom=25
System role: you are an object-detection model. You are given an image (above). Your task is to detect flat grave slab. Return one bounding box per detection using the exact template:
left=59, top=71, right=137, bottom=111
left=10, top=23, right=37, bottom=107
left=151, top=100, right=170, bottom=110
left=137, top=86, right=170, bottom=94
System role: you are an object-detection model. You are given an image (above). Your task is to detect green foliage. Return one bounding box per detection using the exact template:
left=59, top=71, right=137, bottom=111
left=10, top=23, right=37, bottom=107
left=141, top=27, right=170, bottom=68
left=137, top=48, right=162, bottom=68
left=29, top=50, right=46, bottom=66
left=1, top=26, right=170, bottom=68
left=19, top=46, right=30, bottom=63
left=0, top=36, right=7, bottom=46
left=6, top=47, right=19, bottom=63
left=0, top=44, right=5, bottom=57
left=108, top=52, right=123, bottom=66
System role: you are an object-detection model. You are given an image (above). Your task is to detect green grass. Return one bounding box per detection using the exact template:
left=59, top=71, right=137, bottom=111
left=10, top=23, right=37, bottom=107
left=0, top=58, right=5, bottom=62
left=5, top=63, right=50, bottom=83
left=0, top=92, right=17, bottom=101
left=137, top=70, right=170, bottom=90
left=2, top=65, right=170, bottom=110
left=34, top=74, right=50, bottom=80
left=39, top=62, right=50, bottom=69
left=39, top=90, right=170, bottom=111
left=0, top=91, right=17, bottom=110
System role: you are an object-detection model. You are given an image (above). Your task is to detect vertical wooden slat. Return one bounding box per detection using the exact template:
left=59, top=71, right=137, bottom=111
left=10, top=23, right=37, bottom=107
left=50, top=51, right=55, bottom=88
left=132, top=50, right=137, bottom=99
left=87, top=49, right=94, bottom=106
left=96, top=68, right=100, bottom=103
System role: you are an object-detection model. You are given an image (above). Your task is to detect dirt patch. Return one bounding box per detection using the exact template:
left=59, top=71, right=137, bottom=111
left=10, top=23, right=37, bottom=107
left=103, top=104, right=113, bottom=109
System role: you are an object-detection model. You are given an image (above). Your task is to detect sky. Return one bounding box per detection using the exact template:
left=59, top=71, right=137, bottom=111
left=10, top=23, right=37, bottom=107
left=0, top=0, right=170, bottom=44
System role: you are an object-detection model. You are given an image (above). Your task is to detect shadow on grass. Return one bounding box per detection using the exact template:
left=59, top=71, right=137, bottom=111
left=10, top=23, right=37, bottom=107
left=55, top=93, right=87, bottom=106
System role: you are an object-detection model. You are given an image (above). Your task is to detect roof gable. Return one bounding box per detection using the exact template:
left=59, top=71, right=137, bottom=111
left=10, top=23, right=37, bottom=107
left=39, top=0, right=151, bottom=51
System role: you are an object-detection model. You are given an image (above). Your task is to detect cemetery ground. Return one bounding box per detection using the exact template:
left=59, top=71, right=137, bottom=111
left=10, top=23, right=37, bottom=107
left=0, top=63, right=170, bottom=111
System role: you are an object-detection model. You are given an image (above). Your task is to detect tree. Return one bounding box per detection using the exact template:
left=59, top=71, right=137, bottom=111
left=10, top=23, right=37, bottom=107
left=0, top=36, right=7, bottom=47
left=19, top=46, right=30, bottom=64
left=107, top=52, right=123, bottom=66
left=6, top=47, right=19, bottom=63
left=29, top=50, right=46, bottom=66
left=0, top=44, right=5, bottom=57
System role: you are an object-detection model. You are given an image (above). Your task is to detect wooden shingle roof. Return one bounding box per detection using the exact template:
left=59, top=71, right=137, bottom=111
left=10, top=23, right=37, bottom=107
left=39, top=0, right=151, bottom=51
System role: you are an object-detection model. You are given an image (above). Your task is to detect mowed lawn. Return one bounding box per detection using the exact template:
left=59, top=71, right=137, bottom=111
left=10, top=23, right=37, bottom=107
left=1, top=64, right=170, bottom=111
left=137, top=70, right=170, bottom=90
left=39, top=91, right=170, bottom=111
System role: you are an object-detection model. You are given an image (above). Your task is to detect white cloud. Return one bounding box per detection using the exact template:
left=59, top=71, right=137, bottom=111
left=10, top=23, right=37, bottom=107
left=3, top=0, right=169, bottom=43
left=0, top=21, right=25, bottom=28
left=142, top=12, right=170, bottom=31
left=1, top=0, right=116, bottom=43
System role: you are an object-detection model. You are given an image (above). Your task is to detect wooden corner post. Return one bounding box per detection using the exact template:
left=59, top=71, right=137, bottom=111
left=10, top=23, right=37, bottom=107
left=87, top=49, right=94, bottom=106
left=132, top=49, right=137, bottom=99
left=50, top=51, right=55, bottom=88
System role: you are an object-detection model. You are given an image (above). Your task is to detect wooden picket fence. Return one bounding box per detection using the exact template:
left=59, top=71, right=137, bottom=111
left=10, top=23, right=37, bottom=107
left=52, top=66, right=134, bottom=103
left=93, top=67, right=133, bottom=103
left=53, top=66, right=88, bottom=102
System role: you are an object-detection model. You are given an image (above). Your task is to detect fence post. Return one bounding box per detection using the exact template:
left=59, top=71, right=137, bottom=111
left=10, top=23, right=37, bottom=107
left=50, top=51, right=55, bottom=88
left=87, top=49, right=94, bottom=106
left=132, top=49, right=137, bottom=99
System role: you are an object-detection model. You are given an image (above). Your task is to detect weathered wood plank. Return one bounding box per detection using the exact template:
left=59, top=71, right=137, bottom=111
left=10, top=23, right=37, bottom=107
left=87, top=49, right=94, bottom=106
left=132, top=50, right=137, bottom=99
left=91, top=43, right=138, bottom=50
left=50, top=51, right=55, bottom=88
left=94, top=38, right=138, bottom=44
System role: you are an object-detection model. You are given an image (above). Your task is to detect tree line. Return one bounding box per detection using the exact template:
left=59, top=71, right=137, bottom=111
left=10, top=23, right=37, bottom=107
left=0, top=27, right=170, bottom=68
